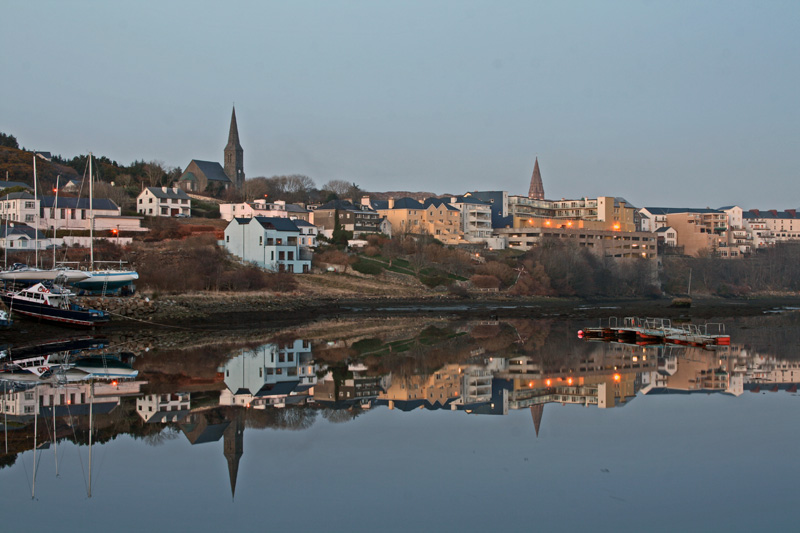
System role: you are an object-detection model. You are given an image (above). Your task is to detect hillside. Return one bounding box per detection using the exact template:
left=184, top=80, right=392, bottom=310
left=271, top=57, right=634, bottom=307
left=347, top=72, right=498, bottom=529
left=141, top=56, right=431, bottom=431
left=0, top=146, right=79, bottom=188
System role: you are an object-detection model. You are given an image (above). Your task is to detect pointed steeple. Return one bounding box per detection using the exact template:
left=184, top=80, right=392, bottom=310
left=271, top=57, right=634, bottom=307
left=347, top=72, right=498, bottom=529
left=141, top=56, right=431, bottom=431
left=224, top=106, right=245, bottom=190
left=530, top=404, right=544, bottom=437
left=528, top=157, right=544, bottom=200
left=223, top=410, right=244, bottom=500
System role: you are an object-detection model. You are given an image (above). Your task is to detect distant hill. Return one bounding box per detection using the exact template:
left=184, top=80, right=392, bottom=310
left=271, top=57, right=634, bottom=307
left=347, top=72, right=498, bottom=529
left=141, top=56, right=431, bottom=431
left=367, top=191, right=454, bottom=201
left=0, top=146, right=80, bottom=191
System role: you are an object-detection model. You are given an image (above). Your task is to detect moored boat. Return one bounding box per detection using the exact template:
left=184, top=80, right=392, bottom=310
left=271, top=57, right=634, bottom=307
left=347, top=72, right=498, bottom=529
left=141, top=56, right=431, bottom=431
left=0, top=263, right=91, bottom=284
left=1, top=282, right=110, bottom=327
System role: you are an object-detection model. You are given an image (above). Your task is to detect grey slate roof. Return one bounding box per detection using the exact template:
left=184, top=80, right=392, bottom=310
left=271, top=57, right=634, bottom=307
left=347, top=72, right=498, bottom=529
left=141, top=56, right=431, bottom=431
left=40, top=196, right=119, bottom=211
left=191, top=160, right=230, bottom=183
left=3, top=191, right=34, bottom=200
left=234, top=216, right=301, bottom=232
left=292, top=219, right=316, bottom=228
left=423, top=198, right=459, bottom=211
left=0, top=181, right=32, bottom=190
left=743, top=209, right=799, bottom=219
left=144, top=187, right=191, bottom=200
left=284, top=203, right=310, bottom=213
left=0, top=224, right=45, bottom=239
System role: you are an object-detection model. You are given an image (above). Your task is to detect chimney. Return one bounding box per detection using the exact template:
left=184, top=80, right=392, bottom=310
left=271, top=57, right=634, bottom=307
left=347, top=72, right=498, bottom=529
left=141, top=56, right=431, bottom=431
left=388, top=197, right=394, bottom=209
left=361, top=195, right=371, bottom=208
left=162, top=186, right=168, bottom=193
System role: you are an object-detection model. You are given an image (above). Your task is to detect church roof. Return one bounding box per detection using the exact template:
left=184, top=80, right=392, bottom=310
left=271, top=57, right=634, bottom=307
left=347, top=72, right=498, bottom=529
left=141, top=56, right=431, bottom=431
left=189, top=160, right=231, bottom=183
left=225, top=106, right=243, bottom=152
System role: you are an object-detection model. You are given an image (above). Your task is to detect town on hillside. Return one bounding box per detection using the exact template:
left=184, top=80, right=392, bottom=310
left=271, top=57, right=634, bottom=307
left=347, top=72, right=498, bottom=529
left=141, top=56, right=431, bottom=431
left=1, top=110, right=798, bottom=296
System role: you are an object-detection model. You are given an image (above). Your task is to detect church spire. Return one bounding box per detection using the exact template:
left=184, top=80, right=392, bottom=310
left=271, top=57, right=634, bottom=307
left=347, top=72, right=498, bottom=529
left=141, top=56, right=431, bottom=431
left=530, top=404, right=544, bottom=437
left=528, top=157, right=544, bottom=200
left=224, top=106, right=245, bottom=190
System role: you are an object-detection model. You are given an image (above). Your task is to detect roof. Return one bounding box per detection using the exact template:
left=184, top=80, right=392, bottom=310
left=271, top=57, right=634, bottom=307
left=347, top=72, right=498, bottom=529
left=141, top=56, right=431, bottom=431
left=292, top=219, right=316, bottom=228
left=283, top=203, right=310, bottom=213
left=655, top=226, right=675, bottom=233
left=423, top=198, right=459, bottom=211
left=3, top=191, right=34, bottom=200
left=743, top=209, right=799, bottom=220
left=374, top=197, right=425, bottom=210
left=0, top=224, right=46, bottom=239
left=254, top=380, right=299, bottom=397
left=230, top=216, right=301, bottom=233
left=454, top=195, right=491, bottom=206
left=0, top=181, right=32, bottom=190
left=142, top=187, right=191, bottom=200
left=188, top=160, right=230, bottom=183
left=642, top=207, right=722, bottom=215
left=40, top=196, right=119, bottom=211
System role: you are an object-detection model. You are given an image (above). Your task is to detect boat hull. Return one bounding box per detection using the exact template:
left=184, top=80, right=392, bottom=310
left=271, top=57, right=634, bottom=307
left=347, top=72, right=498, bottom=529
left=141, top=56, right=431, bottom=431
left=1, top=293, right=110, bottom=327
left=70, top=270, right=138, bottom=292
left=0, top=268, right=91, bottom=283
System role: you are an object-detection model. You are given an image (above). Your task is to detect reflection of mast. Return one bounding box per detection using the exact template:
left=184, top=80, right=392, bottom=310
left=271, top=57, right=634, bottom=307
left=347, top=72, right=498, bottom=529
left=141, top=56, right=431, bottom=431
left=530, top=404, right=544, bottom=437
left=223, top=409, right=244, bottom=500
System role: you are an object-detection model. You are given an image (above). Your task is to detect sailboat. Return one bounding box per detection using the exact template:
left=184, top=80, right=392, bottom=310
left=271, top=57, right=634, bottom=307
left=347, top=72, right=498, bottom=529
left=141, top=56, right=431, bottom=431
left=0, top=155, right=91, bottom=284
left=68, top=153, right=138, bottom=294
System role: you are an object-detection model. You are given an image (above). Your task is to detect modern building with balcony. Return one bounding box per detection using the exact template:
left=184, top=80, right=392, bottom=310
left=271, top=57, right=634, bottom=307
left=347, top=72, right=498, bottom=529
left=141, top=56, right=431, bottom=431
left=223, top=216, right=311, bottom=273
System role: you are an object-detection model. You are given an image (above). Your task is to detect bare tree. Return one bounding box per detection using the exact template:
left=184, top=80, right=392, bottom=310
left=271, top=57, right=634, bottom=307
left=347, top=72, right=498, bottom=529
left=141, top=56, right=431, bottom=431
left=143, top=160, right=166, bottom=187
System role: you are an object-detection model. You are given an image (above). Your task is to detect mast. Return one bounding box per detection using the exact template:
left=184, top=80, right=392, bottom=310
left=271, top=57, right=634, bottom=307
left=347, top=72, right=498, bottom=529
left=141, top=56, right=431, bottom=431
left=89, top=154, right=94, bottom=271
left=34, top=155, right=38, bottom=268
left=53, top=389, right=58, bottom=476
left=53, top=176, right=59, bottom=268
left=32, top=387, right=38, bottom=499
left=88, top=381, right=93, bottom=498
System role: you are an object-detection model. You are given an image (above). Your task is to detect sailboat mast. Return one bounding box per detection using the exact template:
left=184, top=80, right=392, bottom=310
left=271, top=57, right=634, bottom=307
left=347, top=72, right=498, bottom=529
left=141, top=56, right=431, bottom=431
left=32, top=388, right=38, bottom=499
left=88, top=381, right=93, bottom=498
left=33, top=155, right=38, bottom=269
left=53, top=176, right=59, bottom=268
left=89, top=154, right=94, bottom=271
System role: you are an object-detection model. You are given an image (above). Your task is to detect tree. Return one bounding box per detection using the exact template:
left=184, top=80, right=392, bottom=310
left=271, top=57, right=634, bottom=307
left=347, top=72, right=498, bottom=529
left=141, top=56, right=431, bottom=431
left=0, top=132, right=19, bottom=149
left=322, top=179, right=353, bottom=198
left=143, top=160, right=166, bottom=187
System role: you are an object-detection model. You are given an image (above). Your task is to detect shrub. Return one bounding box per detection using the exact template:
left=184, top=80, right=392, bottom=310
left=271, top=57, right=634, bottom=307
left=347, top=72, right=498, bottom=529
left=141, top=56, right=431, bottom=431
left=352, top=259, right=384, bottom=275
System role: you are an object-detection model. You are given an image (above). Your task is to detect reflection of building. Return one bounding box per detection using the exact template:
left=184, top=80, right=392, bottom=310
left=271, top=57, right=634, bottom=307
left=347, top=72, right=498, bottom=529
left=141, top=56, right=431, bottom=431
left=219, top=341, right=317, bottom=408
left=179, top=407, right=245, bottom=499
left=136, top=392, right=191, bottom=423
left=315, top=364, right=384, bottom=407
left=1, top=381, right=143, bottom=417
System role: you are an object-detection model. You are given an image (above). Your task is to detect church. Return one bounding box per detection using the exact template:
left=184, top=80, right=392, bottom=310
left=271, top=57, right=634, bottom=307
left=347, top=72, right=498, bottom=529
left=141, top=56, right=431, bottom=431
left=177, top=107, right=245, bottom=193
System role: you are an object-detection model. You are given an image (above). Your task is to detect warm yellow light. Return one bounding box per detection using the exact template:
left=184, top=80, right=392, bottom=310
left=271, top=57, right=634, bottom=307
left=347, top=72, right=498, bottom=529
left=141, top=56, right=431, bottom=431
left=528, top=381, right=534, bottom=388
left=545, top=379, right=551, bottom=386
left=613, top=374, right=621, bottom=382
left=545, top=220, right=551, bottom=226
left=567, top=221, right=573, bottom=227
left=567, top=377, right=573, bottom=385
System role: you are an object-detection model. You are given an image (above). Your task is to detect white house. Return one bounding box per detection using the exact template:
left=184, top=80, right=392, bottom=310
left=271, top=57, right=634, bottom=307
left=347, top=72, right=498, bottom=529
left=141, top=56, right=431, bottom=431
left=1, top=192, right=38, bottom=225
left=39, top=196, right=143, bottom=232
left=223, top=216, right=311, bottom=273
left=137, top=187, right=191, bottom=217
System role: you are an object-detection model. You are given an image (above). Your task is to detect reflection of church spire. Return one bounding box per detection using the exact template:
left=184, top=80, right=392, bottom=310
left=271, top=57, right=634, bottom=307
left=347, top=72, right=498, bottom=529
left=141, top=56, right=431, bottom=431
left=530, top=404, right=544, bottom=437
left=223, top=409, right=244, bottom=500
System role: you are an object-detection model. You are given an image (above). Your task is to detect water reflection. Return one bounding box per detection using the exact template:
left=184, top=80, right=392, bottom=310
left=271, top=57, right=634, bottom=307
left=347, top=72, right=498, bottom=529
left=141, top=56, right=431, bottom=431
left=2, top=315, right=799, bottom=502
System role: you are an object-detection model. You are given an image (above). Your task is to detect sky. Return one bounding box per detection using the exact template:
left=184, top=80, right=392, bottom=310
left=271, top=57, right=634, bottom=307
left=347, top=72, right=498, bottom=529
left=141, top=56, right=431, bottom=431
left=3, top=0, right=799, bottom=208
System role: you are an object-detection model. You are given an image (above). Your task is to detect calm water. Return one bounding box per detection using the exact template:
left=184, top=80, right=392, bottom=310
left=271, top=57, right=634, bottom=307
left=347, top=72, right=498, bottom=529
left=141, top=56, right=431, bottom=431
left=2, top=312, right=799, bottom=532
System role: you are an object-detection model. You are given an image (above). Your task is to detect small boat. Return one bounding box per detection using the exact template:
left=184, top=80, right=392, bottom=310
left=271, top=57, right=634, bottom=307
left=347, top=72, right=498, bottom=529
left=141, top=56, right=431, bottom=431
left=0, top=263, right=92, bottom=284
left=0, top=282, right=110, bottom=327
left=70, top=269, right=139, bottom=293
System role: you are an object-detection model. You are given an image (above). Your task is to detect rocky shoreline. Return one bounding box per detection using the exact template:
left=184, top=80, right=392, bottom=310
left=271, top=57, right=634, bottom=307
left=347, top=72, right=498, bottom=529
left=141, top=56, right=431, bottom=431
left=1, top=291, right=797, bottom=348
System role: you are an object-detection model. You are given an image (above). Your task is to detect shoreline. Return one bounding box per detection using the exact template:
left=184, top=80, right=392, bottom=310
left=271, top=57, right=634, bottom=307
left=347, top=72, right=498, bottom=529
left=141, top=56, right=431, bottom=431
left=2, top=292, right=797, bottom=347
